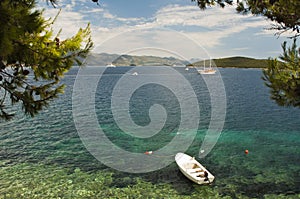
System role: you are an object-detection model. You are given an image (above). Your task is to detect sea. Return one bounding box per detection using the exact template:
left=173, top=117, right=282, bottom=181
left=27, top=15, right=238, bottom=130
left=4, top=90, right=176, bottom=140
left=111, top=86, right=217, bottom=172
left=0, top=66, right=299, bottom=198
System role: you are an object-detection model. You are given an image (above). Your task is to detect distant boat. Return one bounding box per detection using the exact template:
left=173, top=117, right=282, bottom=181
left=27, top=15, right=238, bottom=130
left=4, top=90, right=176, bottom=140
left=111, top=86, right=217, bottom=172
left=198, top=69, right=216, bottom=75
left=185, top=67, right=189, bottom=71
left=197, top=59, right=216, bottom=75
left=132, top=72, right=138, bottom=76
left=106, top=63, right=116, bottom=67
left=175, top=152, right=215, bottom=184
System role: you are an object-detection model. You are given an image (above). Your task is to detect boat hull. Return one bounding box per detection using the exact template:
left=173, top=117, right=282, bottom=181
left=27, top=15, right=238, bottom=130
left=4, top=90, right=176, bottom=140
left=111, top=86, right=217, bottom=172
left=197, top=69, right=216, bottom=75
left=175, top=153, right=214, bottom=184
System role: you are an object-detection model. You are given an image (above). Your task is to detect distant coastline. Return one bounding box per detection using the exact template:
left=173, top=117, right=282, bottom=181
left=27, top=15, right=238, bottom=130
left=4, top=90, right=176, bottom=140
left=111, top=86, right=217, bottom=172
left=187, top=56, right=269, bottom=69
left=84, top=53, right=270, bottom=68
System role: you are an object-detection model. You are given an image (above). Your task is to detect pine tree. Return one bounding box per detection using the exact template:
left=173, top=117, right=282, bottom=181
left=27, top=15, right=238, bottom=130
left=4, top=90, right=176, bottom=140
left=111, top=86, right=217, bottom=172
left=263, top=39, right=300, bottom=107
left=0, top=0, right=93, bottom=120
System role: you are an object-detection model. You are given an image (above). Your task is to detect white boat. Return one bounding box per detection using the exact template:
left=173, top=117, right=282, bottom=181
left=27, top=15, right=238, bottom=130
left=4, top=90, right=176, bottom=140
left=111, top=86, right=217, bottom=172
left=198, top=69, right=216, bottom=74
left=106, top=63, right=116, bottom=67
left=197, top=59, right=216, bottom=75
left=175, top=152, right=215, bottom=184
left=132, top=72, right=138, bottom=76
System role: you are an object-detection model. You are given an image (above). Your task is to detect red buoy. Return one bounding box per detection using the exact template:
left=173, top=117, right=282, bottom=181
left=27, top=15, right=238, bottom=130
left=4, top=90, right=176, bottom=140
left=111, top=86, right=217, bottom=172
left=244, top=149, right=249, bottom=155
left=144, top=151, right=153, bottom=155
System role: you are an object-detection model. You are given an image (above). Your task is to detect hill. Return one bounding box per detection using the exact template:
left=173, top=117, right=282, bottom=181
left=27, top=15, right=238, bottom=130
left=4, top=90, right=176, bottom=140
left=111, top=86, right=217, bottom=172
left=191, top=56, right=269, bottom=68
left=84, top=53, right=120, bottom=66
left=84, top=54, right=270, bottom=68
left=84, top=53, right=188, bottom=66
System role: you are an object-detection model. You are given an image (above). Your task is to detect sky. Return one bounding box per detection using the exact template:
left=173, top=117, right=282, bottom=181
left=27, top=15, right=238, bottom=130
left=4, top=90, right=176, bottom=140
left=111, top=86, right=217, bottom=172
left=38, top=0, right=293, bottom=60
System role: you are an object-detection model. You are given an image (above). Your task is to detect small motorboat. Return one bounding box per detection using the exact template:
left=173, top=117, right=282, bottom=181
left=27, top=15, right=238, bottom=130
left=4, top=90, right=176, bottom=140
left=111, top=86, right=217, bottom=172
left=106, top=63, right=116, bottom=67
left=175, top=152, right=215, bottom=184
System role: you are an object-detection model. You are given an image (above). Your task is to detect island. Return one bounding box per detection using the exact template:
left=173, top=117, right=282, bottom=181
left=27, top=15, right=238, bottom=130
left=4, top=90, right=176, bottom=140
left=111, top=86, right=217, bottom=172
left=84, top=53, right=270, bottom=68
left=189, top=56, right=270, bottom=68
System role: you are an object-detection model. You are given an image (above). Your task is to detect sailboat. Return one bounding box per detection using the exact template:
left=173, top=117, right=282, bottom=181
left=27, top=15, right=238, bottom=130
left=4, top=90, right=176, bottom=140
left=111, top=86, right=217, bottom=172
left=197, top=59, right=216, bottom=75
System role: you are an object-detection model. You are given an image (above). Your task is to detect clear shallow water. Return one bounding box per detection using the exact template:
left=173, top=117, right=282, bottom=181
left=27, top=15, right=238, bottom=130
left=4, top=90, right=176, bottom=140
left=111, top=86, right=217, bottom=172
left=0, top=67, right=299, bottom=198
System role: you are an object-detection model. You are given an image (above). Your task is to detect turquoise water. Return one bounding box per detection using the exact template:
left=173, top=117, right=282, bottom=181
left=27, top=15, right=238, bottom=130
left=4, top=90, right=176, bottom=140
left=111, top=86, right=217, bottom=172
left=0, top=67, right=299, bottom=198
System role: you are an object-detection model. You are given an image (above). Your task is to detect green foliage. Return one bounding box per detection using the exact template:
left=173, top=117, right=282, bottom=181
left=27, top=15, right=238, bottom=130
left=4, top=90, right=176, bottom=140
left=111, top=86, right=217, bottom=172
left=0, top=0, right=93, bottom=120
left=48, top=0, right=100, bottom=7
left=236, top=0, right=300, bottom=37
left=213, top=57, right=269, bottom=68
left=191, top=56, right=269, bottom=68
left=263, top=39, right=300, bottom=107
left=191, top=0, right=233, bottom=9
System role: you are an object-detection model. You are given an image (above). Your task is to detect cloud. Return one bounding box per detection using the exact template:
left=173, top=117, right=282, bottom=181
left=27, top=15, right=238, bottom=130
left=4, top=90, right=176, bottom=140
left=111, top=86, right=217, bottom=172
left=92, top=4, right=274, bottom=57
left=41, top=7, right=88, bottom=39
left=38, top=2, right=282, bottom=58
left=154, top=4, right=267, bottom=29
left=232, top=47, right=249, bottom=51
left=91, top=28, right=210, bottom=61
left=254, top=27, right=295, bottom=38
